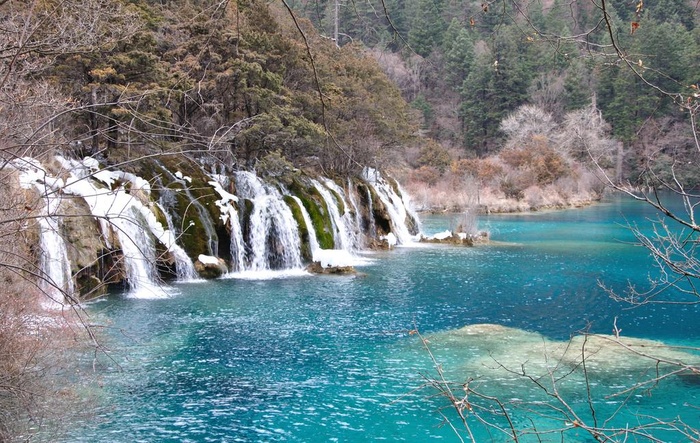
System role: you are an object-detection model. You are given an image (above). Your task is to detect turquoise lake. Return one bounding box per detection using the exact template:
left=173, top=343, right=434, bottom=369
left=69, top=194, right=700, bottom=442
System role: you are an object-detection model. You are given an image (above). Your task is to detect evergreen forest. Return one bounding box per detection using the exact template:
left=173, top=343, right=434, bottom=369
left=292, top=0, right=700, bottom=199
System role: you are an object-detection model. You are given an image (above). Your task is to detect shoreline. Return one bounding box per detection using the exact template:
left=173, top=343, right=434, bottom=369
left=403, top=181, right=606, bottom=215
left=412, top=195, right=603, bottom=215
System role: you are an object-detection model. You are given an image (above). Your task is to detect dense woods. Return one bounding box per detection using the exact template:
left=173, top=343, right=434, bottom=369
left=291, top=0, right=700, bottom=193
left=1, top=0, right=419, bottom=178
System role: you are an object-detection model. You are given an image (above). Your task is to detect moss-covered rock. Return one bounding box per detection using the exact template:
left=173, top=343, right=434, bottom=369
left=284, top=195, right=312, bottom=261
left=290, top=179, right=335, bottom=250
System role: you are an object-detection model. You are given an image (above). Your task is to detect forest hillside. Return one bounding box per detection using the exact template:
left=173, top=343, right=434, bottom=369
left=2, top=0, right=418, bottom=176
left=292, top=0, right=700, bottom=210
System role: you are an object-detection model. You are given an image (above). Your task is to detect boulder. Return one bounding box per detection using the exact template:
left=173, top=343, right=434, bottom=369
left=420, top=230, right=489, bottom=246
left=195, top=255, right=228, bottom=279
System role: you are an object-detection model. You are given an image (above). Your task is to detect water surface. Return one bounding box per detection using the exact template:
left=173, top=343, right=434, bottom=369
left=68, top=195, right=700, bottom=442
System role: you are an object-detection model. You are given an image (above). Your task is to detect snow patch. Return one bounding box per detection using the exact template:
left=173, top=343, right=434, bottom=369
left=198, top=254, right=221, bottom=265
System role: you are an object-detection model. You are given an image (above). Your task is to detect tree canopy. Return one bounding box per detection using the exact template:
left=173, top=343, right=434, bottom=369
left=1, top=0, right=420, bottom=177
left=290, top=0, right=700, bottom=185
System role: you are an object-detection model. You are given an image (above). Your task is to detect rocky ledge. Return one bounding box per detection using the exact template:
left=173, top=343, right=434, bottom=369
left=420, top=230, right=490, bottom=246
left=306, top=262, right=356, bottom=275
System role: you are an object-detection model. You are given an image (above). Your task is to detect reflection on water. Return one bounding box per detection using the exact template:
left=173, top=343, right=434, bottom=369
left=65, top=194, right=699, bottom=442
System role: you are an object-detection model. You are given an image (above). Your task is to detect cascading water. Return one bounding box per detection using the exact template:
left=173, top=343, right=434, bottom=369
left=395, top=180, right=422, bottom=234
left=38, top=206, right=74, bottom=304
left=209, top=177, right=245, bottom=272
left=13, top=154, right=424, bottom=294
left=57, top=157, right=194, bottom=297
left=12, top=158, right=74, bottom=306
left=156, top=203, right=200, bottom=281
left=324, top=179, right=362, bottom=250
left=346, top=179, right=365, bottom=248
left=234, top=171, right=303, bottom=272
left=365, top=186, right=377, bottom=240
left=291, top=196, right=320, bottom=255
left=362, top=167, right=419, bottom=245
left=310, top=179, right=355, bottom=251
left=157, top=163, right=219, bottom=257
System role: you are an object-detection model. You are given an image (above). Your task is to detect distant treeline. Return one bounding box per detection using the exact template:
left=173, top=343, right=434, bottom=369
left=291, top=0, right=700, bottom=185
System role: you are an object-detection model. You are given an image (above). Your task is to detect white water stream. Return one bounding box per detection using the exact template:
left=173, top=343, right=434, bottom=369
left=12, top=156, right=421, bottom=300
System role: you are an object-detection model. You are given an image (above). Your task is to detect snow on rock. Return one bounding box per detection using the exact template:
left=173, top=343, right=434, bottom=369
left=312, top=249, right=356, bottom=268
left=198, top=255, right=220, bottom=265
left=382, top=232, right=397, bottom=248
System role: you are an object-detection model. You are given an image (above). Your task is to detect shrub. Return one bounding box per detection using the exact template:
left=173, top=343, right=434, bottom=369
left=411, top=165, right=442, bottom=186
left=416, top=140, right=452, bottom=173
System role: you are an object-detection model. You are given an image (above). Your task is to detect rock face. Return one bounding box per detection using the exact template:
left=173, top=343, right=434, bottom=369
left=59, top=196, right=112, bottom=298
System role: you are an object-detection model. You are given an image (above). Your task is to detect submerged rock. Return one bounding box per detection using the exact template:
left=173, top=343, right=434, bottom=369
left=420, top=230, right=489, bottom=246
left=306, top=261, right=356, bottom=274
left=426, top=323, right=700, bottom=385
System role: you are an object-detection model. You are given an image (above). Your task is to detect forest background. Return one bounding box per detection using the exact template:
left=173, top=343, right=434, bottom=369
left=292, top=0, right=700, bottom=211
left=5, top=0, right=699, bottom=216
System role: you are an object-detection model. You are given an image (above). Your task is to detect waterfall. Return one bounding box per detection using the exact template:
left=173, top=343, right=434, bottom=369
left=13, top=155, right=425, bottom=291
left=365, top=185, right=377, bottom=239
left=209, top=178, right=245, bottom=272
left=291, top=196, right=320, bottom=255
left=310, top=179, right=355, bottom=251
left=57, top=157, right=176, bottom=297
left=395, top=180, right=422, bottom=234
left=324, top=179, right=362, bottom=250
left=362, top=168, right=418, bottom=245
left=295, top=185, right=362, bottom=269
left=38, top=206, right=74, bottom=304
left=345, top=179, right=365, bottom=249
left=234, top=171, right=303, bottom=272
left=156, top=203, right=200, bottom=281
left=12, top=158, right=74, bottom=305
left=157, top=162, right=219, bottom=257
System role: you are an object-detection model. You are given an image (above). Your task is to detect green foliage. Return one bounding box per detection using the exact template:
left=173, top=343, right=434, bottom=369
left=284, top=0, right=698, bottom=184
left=461, top=29, right=533, bottom=155
left=597, top=18, right=698, bottom=145
left=443, top=22, right=475, bottom=89
left=411, top=94, right=434, bottom=129
left=407, top=0, right=446, bottom=57
left=34, top=0, right=418, bottom=175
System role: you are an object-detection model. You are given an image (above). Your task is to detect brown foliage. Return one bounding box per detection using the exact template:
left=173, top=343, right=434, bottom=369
left=410, top=165, right=441, bottom=186
left=451, top=158, right=504, bottom=185
left=0, top=168, right=94, bottom=442
left=416, top=140, right=452, bottom=173
left=499, top=135, right=569, bottom=187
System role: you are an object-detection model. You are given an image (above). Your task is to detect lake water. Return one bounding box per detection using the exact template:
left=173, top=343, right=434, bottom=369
left=66, top=194, right=700, bottom=442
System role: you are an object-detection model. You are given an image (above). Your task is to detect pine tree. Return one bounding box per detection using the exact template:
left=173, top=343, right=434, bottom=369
left=443, top=21, right=475, bottom=89
left=407, top=0, right=447, bottom=57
